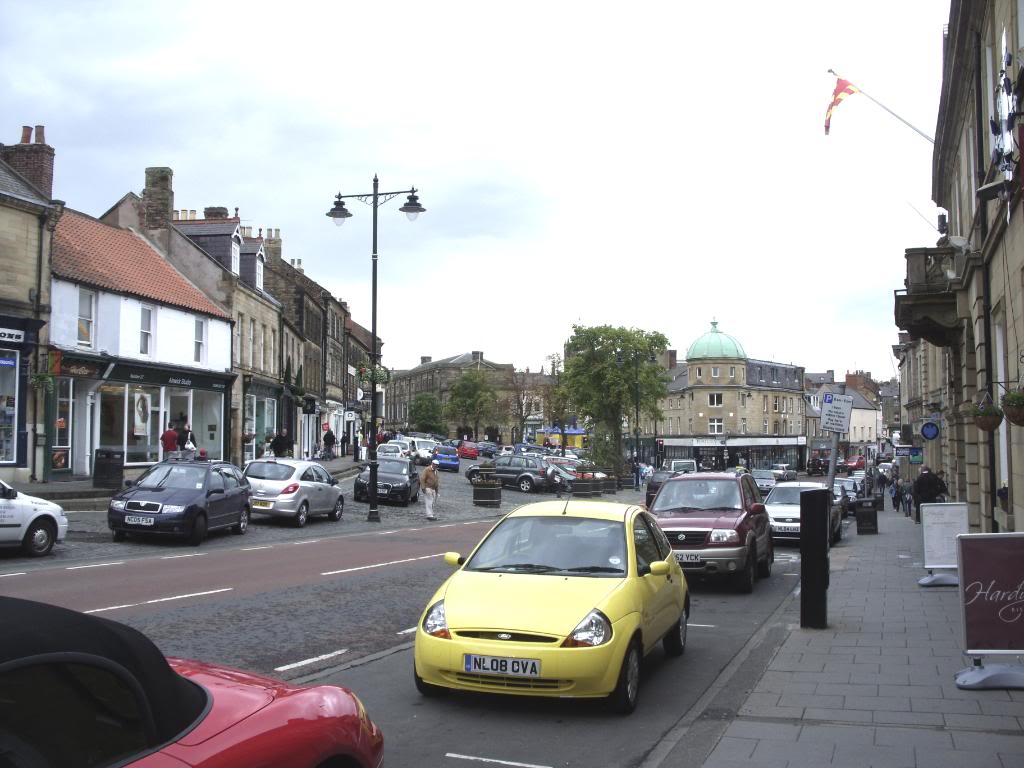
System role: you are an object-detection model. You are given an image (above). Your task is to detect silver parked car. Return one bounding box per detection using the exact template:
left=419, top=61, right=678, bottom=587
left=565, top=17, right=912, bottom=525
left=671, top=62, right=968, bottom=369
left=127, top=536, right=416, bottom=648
left=764, top=481, right=842, bottom=546
left=243, top=459, right=344, bottom=527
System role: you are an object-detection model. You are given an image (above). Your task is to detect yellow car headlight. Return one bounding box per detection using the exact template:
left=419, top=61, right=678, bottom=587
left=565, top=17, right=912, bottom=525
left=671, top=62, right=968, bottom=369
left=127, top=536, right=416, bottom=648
left=422, top=599, right=450, bottom=639
left=562, top=609, right=612, bottom=648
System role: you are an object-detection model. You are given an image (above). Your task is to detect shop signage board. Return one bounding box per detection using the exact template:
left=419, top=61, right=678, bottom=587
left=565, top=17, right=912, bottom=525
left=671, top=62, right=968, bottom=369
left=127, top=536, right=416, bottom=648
left=821, top=393, right=853, bottom=434
left=921, top=422, right=940, bottom=440
left=895, top=446, right=912, bottom=457
left=344, top=411, right=356, bottom=422
left=918, top=503, right=968, bottom=587
left=108, top=364, right=229, bottom=391
left=957, top=533, right=1024, bottom=655
left=909, top=448, right=924, bottom=464
left=0, top=327, right=25, bottom=343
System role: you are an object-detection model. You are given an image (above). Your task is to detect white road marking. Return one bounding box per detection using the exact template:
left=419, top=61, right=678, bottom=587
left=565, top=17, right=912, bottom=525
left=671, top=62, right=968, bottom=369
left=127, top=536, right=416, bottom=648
left=292, top=539, right=320, bottom=545
left=145, top=587, right=233, bottom=604
left=241, top=545, right=272, bottom=551
left=87, top=587, right=235, bottom=614
left=66, top=562, right=124, bottom=570
left=161, top=553, right=207, bottom=560
left=0, top=572, right=26, bottom=578
left=396, top=626, right=417, bottom=635
left=376, top=530, right=399, bottom=535
left=463, top=520, right=486, bottom=525
left=783, top=573, right=799, bottom=576
left=274, top=648, right=348, bottom=672
left=687, top=623, right=716, bottom=628
left=321, top=553, right=444, bottom=576
left=445, top=754, right=552, bottom=768
left=435, top=523, right=457, bottom=528
left=85, top=603, right=138, bottom=614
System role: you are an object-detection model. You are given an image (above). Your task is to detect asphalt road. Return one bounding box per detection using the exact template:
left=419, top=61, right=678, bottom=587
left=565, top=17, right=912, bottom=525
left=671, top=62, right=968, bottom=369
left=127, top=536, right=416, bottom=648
left=0, top=459, right=816, bottom=767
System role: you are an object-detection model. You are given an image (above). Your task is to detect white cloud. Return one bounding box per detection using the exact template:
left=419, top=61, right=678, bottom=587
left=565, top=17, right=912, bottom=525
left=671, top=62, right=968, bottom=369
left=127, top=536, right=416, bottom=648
left=1, top=0, right=949, bottom=382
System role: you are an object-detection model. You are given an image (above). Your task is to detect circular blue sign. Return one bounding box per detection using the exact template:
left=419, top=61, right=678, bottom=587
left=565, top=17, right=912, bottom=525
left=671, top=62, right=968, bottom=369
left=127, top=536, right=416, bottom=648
left=921, top=421, right=940, bottom=441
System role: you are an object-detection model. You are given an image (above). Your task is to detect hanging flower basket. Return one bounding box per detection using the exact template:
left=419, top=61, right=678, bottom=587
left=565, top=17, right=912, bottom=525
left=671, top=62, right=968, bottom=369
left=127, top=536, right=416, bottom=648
left=971, top=403, right=1004, bottom=432
left=241, top=432, right=256, bottom=442
left=357, top=365, right=391, bottom=386
left=1001, top=390, right=1024, bottom=426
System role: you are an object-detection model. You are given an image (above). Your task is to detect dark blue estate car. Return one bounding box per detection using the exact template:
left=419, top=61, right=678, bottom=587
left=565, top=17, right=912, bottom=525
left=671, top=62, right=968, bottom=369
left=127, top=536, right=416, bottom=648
left=108, top=459, right=251, bottom=546
left=433, top=445, right=461, bottom=471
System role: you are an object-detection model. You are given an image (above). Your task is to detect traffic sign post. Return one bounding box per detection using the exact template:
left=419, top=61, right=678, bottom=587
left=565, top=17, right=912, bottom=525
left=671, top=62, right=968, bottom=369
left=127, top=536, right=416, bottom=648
left=822, top=392, right=854, bottom=496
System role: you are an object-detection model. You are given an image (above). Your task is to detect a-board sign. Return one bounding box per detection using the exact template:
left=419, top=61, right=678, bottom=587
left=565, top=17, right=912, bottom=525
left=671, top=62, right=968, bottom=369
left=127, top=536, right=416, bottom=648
left=921, top=503, right=969, bottom=569
left=958, top=533, right=1024, bottom=655
left=821, top=393, right=854, bottom=434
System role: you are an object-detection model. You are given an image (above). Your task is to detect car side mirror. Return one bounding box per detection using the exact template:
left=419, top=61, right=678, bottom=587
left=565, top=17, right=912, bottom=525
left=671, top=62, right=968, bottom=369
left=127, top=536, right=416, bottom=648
left=649, top=561, right=670, bottom=577
left=124, top=479, right=135, bottom=487
left=330, top=477, right=338, bottom=485
left=444, top=552, right=464, bottom=567
left=3, top=487, right=17, bottom=500
left=750, top=503, right=766, bottom=514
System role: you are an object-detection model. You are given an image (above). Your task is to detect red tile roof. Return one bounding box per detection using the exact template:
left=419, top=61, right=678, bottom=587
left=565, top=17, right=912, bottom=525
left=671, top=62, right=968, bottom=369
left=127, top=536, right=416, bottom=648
left=53, top=209, right=228, bottom=319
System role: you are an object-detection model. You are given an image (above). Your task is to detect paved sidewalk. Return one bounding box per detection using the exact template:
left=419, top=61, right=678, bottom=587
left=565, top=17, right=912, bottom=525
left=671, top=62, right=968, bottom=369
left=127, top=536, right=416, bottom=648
left=686, top=497, right=1024, bottom=768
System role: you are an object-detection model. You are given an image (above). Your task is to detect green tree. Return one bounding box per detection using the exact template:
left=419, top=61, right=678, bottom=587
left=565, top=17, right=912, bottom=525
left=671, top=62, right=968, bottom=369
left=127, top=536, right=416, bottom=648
left=562, top=325, right=668, bottom=469
left=409, top=393, right=445, bottom=435
left=542, top=354, right=572, bottom=453
left=445, top=370, right=498, bottom=440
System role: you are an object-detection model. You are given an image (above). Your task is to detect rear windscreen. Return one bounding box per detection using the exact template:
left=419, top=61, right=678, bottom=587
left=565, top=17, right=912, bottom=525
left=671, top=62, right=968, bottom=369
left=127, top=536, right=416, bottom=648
left=244, top=463, right=295, bottom=481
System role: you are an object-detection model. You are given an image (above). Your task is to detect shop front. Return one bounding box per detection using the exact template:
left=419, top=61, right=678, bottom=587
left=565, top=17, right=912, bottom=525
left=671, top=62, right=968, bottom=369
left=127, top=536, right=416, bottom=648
left=49, top=352, right=233, bottom=477
left=243, top=376, right=281, bottom=462
left=0, top=316, right=44, bottom=480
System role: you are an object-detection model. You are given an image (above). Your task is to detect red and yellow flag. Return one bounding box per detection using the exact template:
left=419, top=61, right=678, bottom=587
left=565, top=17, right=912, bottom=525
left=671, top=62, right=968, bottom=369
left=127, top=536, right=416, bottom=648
left=824, top=78, right=860, bottom=135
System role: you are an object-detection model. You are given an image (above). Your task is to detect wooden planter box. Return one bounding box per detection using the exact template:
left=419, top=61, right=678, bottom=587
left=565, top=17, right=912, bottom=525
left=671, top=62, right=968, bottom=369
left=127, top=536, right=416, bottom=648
left=572, top=477, right=599, bottom=499
left=602, top=474, right=618, bottom=494
left=472, top=479, right=501, bottom=508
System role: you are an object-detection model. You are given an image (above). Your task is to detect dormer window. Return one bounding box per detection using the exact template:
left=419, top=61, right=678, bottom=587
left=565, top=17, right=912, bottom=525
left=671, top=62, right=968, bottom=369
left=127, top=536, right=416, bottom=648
left=256, top=256, right=265, bottom=291
left=231, top=241, right=240, bottom=275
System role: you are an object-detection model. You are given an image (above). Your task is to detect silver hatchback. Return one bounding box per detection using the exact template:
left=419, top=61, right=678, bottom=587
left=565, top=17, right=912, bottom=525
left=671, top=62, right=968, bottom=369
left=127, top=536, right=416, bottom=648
left=243, top=459, right=344, bottom=527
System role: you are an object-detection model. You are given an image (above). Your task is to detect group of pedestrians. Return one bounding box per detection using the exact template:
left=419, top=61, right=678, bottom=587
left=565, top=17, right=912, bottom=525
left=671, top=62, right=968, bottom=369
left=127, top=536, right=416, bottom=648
left=159, top=422, right=198, bottom=459
left=888, top=464, right=948, bottom=520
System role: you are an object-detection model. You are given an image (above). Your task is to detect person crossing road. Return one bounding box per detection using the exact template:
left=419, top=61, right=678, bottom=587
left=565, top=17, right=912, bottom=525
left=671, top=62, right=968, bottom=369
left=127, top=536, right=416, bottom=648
left=420, top=460, right=441, bottom=520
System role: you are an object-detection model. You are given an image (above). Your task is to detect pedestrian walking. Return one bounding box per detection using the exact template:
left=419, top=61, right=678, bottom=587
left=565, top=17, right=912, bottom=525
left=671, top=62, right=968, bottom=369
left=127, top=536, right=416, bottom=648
left=420, top=459, right=441, bottom=520
left=913, top=466, right=943, bottom=522
left=899, top=477, right=913, bottom=517
left=160, top=423, right=180, bottom=458
left=178, top=424, right=197, bottom=460
left=323, top=428, right=336, bottom=460
left=936, top=470, right=949, bottom=501
left=271, top=428, right=293, bottom=458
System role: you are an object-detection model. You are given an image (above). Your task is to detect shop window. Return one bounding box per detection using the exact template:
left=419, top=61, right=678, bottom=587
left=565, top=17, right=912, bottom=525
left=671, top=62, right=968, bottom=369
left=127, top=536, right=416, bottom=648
left=126, top=385, right=161, bottom=463
left=0, top=350, right=18, bottom=462
left=53, top=377, right=72, bottom=469
left=98, top=384, right=126, bottom=454
left=708, top=418, right=723, bottom=435
left=194, top=318, right=205, bottom=363
left=244, top=394, right=256, bottom=463
left=140, top=306, right=153, bottom=356
left=78, top=288, right=95, bottom=348
left=193, top=390, right=223, bottom=460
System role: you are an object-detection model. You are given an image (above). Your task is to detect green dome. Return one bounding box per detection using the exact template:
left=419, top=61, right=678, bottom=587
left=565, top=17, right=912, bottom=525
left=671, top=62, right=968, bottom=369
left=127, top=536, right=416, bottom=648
left=685, top=321, right=746, bottom=361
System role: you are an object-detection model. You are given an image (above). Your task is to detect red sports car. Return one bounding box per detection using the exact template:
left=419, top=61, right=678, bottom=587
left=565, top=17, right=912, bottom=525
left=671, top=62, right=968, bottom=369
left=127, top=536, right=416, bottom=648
left=457, top=441, right=479, bottom=459
left=0, top=596, right=384, bottom=767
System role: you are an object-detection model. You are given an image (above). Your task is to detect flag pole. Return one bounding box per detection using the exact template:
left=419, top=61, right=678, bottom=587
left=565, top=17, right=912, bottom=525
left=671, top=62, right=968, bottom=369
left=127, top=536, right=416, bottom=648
left=829, top=69, right=935, bottom=144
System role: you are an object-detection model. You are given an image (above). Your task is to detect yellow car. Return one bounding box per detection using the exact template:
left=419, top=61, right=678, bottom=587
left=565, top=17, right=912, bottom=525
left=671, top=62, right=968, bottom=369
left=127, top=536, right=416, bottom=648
left=413, top=500, right=690, bottom=714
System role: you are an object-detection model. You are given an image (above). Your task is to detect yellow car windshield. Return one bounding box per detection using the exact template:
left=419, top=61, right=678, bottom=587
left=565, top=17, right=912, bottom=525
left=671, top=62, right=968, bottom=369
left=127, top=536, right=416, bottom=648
left=466, top=517, right=626, bottom=576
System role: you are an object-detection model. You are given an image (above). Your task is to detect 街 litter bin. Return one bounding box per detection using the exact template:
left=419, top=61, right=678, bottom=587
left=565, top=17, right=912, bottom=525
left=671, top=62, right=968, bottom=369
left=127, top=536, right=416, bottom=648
left=93, top=448, right=125, bottom=488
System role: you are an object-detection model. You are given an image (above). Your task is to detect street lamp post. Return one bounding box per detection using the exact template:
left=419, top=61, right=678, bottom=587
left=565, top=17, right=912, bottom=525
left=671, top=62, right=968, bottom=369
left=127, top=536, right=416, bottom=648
left=327, top=176, right=425, bottom=523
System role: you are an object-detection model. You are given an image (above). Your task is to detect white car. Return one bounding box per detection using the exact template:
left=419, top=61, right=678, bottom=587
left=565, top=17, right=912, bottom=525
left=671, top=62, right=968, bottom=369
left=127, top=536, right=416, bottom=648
left=407, top=438, right=438, bottom=465
left=751, top=469, right=776, bottom=493
left=498, top=445, right=514, bottom=456
left=765, top=481, right=842, bottom=546
left=386, top=439, right=413, bottom=458
left=0, top=479, right=68, bottom=557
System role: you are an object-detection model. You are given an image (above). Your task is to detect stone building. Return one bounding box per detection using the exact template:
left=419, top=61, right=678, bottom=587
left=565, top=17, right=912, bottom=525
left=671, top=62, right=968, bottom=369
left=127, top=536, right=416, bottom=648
left=651, top=323, right=806, bottom=470
left=0, top=125, right=63, bottom=483
left=385, top=351, right=537, bottom=441
left=893, top=0, right=1022, bottom=532
left=101, top=169, right=284, bottom=467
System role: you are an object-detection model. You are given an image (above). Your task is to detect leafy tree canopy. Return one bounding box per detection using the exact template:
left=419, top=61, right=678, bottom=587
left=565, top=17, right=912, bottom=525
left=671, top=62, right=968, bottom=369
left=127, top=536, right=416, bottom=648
left=445, top=370, right=498, bottom=440
left=409, top=393, right=445, bottom=435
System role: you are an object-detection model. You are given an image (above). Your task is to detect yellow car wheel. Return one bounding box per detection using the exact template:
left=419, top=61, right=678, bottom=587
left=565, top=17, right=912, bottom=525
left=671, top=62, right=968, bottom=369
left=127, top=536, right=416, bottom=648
left=608, top=640, right=641, bottom=715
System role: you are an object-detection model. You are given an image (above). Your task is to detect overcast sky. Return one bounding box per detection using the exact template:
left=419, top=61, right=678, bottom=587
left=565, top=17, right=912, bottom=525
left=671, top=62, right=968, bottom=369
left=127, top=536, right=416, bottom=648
left=1, top=1, right=949, bottom=380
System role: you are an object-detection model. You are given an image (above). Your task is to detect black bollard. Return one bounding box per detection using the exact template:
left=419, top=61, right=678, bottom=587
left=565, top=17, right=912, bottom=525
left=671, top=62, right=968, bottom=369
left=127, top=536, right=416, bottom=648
left=800, top=488, right=831, bottom=629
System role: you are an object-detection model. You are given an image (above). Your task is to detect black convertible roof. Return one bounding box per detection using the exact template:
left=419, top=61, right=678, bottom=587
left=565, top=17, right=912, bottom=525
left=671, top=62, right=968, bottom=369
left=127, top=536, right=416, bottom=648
left=0, top=596, right=207, bottom=744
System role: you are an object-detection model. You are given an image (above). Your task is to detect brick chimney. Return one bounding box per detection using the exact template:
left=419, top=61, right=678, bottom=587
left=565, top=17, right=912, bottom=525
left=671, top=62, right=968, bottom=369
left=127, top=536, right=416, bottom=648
left=204, top=206, right=229, bottom=219
left=0, top=124, right=56, bottom=199
left=142, top=167, right=174, bottom=230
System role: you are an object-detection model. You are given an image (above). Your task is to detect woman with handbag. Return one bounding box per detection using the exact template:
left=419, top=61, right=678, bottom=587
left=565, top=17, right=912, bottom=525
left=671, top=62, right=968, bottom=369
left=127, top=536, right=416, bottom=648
left=178, top=423, right=197, bottom=460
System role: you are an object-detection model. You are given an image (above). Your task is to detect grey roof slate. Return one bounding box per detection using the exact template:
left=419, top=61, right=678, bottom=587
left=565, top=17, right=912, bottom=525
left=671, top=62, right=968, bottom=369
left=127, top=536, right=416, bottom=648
left=0, top=158, right=49, bottom=206
left=174, top=221, right=239, bottom=236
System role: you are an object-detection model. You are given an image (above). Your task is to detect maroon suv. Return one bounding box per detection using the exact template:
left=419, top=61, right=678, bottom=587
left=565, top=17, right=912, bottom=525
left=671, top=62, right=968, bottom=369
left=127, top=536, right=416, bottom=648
left=647, top=472, right=773, bottom=593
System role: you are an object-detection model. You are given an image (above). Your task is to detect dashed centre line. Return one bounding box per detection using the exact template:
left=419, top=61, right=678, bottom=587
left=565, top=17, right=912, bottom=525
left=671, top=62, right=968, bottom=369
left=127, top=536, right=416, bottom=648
left=274, top=648, right=348, bottom=672
left=0, top=572, right=26, bottom=578
left=161, top=553, right=207, bottom=560
left=446, top=754, right=552, bottom=768
left=84, top=587, right=233, bottom=614
left=321, top=553, right=444, bottom=576
left=67, top=562, right=124, bottom=570
left=241, top=545, right=272, bottom=551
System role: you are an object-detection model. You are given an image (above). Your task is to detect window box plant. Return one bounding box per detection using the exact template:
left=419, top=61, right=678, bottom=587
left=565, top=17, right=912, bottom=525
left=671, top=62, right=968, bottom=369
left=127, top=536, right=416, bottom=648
left=1000, top=389, right=1024, bottom=426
